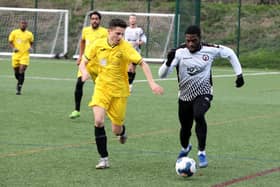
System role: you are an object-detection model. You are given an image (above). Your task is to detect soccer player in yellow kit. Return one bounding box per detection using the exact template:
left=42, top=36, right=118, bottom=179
left=79, top=18, right=164, bottom=169
left=69, top=11, right=108, bottom=119
left=8, top=20, right=34, bottom=95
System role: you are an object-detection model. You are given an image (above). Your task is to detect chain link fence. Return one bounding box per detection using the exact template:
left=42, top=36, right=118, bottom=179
left=1, top=0, right=279, bottom=68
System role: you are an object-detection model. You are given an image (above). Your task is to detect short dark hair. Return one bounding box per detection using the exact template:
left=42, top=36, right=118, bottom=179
left=108, top=18, right=127, bottom=29
left=89, top=11, right=101, bottom=20
left=185, top=25, right=201, bottom=38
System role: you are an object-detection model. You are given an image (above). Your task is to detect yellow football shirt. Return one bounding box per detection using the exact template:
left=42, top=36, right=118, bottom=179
left=78, top=26, right=108, bottom=79
left=81, top=26, right=108, bottom=50
left=84, top=38, right=142, bottom=97
left=8, top=29, right=34, bottom=59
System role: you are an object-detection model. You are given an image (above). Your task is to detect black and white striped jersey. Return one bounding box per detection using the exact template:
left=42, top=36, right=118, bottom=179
left=158, top=43, right=243, bottom=101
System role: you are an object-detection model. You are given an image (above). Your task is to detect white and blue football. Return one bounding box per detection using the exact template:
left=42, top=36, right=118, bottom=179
left=175, top=157, right=197, bottom=177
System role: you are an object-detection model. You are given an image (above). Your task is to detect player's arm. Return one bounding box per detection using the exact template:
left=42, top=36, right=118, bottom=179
left=79, top=56, right=90, bottom=82
left=28, top=41, right=34, bottom=53
left=158, top=43, right=186, bottom=78
left=77, top=39, right=86, bottom=65
left=28, top=33, right=34, bottom=53
left=138, top=29, right=147, bottom=46
left=219, top=45, right=244, bottom=87
left=158, top=48, right=178, bottom=78
left=9, top=42, right=19, bottom=53
left=8, top=32, right=19, bottom=53
left=139, top=59, right=164, bottom=95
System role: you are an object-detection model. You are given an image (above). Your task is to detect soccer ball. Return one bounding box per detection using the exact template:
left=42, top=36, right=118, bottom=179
left=175, top=157, right=197, bottom=177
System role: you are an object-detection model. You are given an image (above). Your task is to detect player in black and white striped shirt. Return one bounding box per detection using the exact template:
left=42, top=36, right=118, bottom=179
left=158, top=25, right=244, bottom=168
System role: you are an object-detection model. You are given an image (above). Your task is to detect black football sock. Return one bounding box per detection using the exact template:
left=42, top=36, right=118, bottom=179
left=16, top=73, right=25, bottom=93
left=14, top=72, right=19, bottom=80
left=74, top=77, right=84, bottom=111
left=128, top=72, right=136, bottom=84
left=95, top=126, right=108, bottom=158
left=18, top=72, right=25, bottom=85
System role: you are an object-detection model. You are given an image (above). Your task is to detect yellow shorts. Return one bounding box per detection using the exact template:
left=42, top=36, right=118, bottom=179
left=77, top=63, right=98, bottom=81
left=89, top=87, right=127, bottom=126
left=12, top=55, right=30, bottom=68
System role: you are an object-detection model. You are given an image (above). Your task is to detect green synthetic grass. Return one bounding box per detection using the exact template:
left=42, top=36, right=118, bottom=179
left=0, top=58, right=280, bottom=187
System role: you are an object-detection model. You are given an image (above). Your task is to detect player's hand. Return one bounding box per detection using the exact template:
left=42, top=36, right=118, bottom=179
left=150, top=82, right=164, bottom=95
left=28, top=48, right=33, bottom=53
left=235, top=74, right=244, bottom=88
left=166, top=48, right=176, bottom=66
left=76, top=57, right=82, bottom=65
left=13, top=48, right=19, bottom=53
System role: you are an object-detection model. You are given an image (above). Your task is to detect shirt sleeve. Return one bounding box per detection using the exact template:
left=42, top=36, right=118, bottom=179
left=8, top=31, right=15, bottom=42
left=30, top=32, right=34, bottom=43
left=158, top=51, right=179, bottom=78
left=126, top=44, right=142, bottom=64
left=218, top=45, right=242, bottom=75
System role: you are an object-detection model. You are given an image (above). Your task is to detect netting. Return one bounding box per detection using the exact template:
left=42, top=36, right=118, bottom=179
left=0, top=7, right=68, bottom=58
left=73, top=11, right=175, bottom=63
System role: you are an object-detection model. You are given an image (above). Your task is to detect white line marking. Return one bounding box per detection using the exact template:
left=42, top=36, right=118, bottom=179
left=135, top=71, right=280, bottom=83
left=0, top=71, right=279, bottom=82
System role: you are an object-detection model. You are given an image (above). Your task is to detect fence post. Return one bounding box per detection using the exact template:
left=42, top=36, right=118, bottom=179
left=146, top=0, right=150, bottom=57
left=236, top=0, right=241, bottom=57
left=91, top=0, right=94, bottom=10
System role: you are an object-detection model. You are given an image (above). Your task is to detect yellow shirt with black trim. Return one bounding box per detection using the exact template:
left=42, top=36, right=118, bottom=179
left=8, top=29, right=34, bottom=59
left=84, top=38, right=142, bottom=97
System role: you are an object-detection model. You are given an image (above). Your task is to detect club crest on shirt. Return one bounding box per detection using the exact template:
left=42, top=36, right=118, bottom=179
left=202, top=54, right=209, bottom=61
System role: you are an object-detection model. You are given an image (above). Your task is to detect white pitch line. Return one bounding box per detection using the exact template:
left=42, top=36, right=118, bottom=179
left=0, top=75, right=76, bottom=81
left=135, top=71, right=280, bottom=83
left=0, top=71, right=279, bottom=83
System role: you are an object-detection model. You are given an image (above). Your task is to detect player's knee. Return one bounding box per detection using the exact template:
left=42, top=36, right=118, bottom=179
left=193, top=111, right=206, bottom=122
left=94, top=118, right=104, bottom=128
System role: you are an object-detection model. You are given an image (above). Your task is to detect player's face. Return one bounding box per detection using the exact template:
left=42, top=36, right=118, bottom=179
left=129, top=16, right=137, bottom=27
left=185, top=34, right=200, bottom=53
left=90, top=14, right=101, bottom=29
left=20, top=21, right=28, bottom=31
left=108, top=27, right=125, bottom=46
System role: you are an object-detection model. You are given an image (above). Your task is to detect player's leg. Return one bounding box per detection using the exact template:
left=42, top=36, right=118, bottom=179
left=177, top=99, right=194, bottom=158
left=93, top=105, right=109, bottom=169
left=14, top=67, right=19, bottom=80
left=12, top=58, right=20, bottom=95
left=16, top=64, right=27, bottom=95
left=69, top=76, right=84, bottom=119
left=108, top=97, right=127, bottom=144
left=193, top=94, right=212, bottom=168
left=128, top=63, right=137, bottom=92
left=90, top=88, right=111, bottom=169
left=14, top=67, right=21, bottom=95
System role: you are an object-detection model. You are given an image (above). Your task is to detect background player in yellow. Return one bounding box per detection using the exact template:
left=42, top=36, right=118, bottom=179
left=8, top=20, right=34, bottom=95
left=69, top=11, right=108, bottom=119
left=79, top=18, right=164, bottom=169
